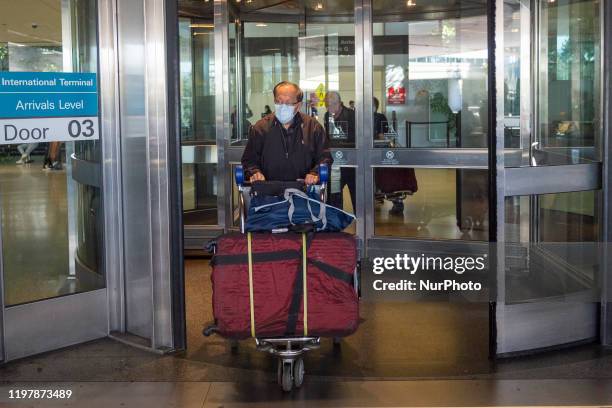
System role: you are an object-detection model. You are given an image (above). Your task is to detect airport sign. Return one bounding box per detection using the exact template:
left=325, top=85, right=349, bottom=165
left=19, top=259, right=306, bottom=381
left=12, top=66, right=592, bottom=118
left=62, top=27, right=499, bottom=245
left=0, top=72, right=99, bottom=145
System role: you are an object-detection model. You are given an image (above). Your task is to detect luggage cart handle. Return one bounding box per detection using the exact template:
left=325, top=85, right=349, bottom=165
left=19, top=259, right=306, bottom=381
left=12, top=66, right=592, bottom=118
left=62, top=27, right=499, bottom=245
left=234, top=164, right=329, bottom=233
left=318, top=163, right=329, bottom=184
left=235, top=165, right=245, bottom=186
left=234, top=164, right=329, bottom=186
left=317, top=163, right=328, bottom=203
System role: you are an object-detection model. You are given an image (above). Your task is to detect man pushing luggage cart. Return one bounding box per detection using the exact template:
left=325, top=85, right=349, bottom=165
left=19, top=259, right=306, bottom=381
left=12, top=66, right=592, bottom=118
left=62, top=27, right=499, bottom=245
left=204, top=82, right=360, bottom=391
left=240, top=80, right=333, bottom=186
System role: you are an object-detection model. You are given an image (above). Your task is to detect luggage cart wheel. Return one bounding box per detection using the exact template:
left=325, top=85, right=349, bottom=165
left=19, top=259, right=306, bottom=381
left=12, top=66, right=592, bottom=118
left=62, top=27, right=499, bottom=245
left=277, top=359, right=283, bottom=386
left=281, top=361, right=293, bottom=392
left=293, top=358, right=304, bottom=388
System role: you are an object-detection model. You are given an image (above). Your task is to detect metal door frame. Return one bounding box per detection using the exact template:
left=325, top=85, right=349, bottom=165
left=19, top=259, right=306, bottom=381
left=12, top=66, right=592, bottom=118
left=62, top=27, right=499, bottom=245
left=361, top=0, right=491, bottom=261
left=494, top=0, right=606, bottom=356
left=602, top=0, right=612, bottom=347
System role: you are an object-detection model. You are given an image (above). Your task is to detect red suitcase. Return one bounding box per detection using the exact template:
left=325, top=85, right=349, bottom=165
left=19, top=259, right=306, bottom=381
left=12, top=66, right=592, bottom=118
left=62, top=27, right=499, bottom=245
left=375, top=167, right=418, bottom=194
left=211, top=231, right=359, bottom=339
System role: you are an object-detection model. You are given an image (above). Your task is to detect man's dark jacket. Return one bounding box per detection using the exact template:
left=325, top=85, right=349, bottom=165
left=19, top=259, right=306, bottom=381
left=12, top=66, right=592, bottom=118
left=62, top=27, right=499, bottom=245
left=241, top=112, right=333, bottom=181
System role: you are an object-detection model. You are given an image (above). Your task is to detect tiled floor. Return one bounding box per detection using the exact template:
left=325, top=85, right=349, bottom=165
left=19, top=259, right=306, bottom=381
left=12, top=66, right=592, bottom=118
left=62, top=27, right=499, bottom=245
left=0, top=160, right=71, bottom=305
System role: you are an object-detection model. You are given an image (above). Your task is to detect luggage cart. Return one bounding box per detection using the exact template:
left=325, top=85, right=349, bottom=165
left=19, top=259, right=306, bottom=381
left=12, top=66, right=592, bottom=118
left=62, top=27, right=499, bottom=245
left=204, top=164, right=359, bottom=392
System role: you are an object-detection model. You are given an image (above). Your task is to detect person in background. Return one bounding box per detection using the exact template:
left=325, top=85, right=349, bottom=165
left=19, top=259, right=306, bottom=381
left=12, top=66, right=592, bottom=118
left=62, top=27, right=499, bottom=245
left=348, top=100, right=355, bottom=110
left=324, top=91, right=355, bottom=147
left=373, top=97, right=389, bottom=141
left=231, top=105, right=252, bottom=142
left=262, top=104, right=272, bottom=118
left=245, top=104, right=253, bottom=119
left=373, top=98, right=417, bottom=215
left=43, top=142, right=62, bottom=171
left=241, top=81, right=332, bottom=184
left=324, top=91, right=356, bottom=210
left=16, top=143, right=38, bottom=164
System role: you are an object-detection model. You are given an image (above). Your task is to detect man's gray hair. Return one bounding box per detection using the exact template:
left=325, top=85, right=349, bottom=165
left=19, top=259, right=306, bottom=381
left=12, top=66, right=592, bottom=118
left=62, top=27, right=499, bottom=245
left=273, top=81, right=304, bottom=102
left=325, top=91, right=341, bottom=104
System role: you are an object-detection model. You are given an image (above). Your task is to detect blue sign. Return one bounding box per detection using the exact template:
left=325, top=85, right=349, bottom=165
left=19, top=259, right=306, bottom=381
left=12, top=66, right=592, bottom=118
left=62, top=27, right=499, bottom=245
left=0, top=72, right=99, bottom=144
left=0, top=72, right=98, bottom=118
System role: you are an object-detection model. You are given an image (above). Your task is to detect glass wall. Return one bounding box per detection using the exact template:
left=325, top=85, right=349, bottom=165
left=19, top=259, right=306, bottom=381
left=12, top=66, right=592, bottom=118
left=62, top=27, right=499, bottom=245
left=535, top=0, right=601, bottom=165
left=0, top=0, right=103, bottom=306
left=502, top=0, right=526, bottom=152
left=505, top=190, right=600, bottom=303
left=504, top=0, right=601, bottom=166
left=371, top=0, right=489, bottom=241
left=178, top=2, right=217, bottom=226
left=374, top=168, right=488, bottom=241
left=372, top=1, right=489, bottom=149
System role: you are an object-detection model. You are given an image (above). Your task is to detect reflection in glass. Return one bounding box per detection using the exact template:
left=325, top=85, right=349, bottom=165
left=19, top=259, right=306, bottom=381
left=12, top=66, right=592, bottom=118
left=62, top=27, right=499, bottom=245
left=505, top=191, right=600, bottom=303
left=374, top=168, right=488, bottom=241
left=503, top=0, right=524, bottom=151
left=373, top=1, right=488, bottom=148
left=229, top=0, right=355, bottom=148
left=329, top=165, right=356, bottom=217
left=1, top=0, right=104, bottom=305
left=178, top=3, right=218, bottom=225
left=324, top=91, right=355, bottom=147
left=535, top=0, right=601, bottom=165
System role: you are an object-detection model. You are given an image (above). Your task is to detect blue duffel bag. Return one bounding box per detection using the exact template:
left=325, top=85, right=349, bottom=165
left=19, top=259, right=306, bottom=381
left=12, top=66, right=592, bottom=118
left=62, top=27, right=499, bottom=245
left=245, top=187, right=355, bottom=233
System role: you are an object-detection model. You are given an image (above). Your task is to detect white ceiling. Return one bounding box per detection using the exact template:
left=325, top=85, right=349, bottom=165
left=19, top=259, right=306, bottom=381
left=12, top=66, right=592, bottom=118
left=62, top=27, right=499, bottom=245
left=0, top=0, right=62, bottom=45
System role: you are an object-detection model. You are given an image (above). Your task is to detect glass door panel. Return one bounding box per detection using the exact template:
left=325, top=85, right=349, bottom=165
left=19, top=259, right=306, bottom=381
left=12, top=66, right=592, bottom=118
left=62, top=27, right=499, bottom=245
left=535, top=0, right=601, bottom=166
left=495, top=0, right=603, bottom=356
left=505, top=191, right=600, bottom=304
left=373, top=168, right=489, bottom=241
left=0, top=0, right=107, bottom=361
left=0, top=0, right=104, bottom=306
left=177, top=7, right=218, bottom=231
left=368, top=0, right=489, bottom=243
left=504, top=0, right=602, bottom=167
left=372, top=1, right=489, bottom=149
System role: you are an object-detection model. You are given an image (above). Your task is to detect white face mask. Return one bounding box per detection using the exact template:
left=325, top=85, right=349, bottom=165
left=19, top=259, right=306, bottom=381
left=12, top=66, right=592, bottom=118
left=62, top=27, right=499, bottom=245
left=275, top=103, right=297, bottom=124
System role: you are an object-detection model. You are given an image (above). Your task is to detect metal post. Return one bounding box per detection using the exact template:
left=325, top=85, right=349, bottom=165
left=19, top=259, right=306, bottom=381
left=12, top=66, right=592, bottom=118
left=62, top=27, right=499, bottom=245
left=360, top=0, right=373, bottom=254
left=215, top=0, right=229, bottom=230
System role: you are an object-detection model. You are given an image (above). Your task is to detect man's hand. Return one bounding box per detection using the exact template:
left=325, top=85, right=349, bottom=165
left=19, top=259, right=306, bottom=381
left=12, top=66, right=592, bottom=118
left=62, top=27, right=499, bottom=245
left=250, top=172, right=265, bottom=183
left=305, top=173, right=319, bottom=185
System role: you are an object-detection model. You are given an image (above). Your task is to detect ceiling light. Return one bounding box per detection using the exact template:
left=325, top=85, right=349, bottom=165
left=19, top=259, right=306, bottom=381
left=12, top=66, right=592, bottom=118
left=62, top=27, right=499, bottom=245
left=315, top=2, right=324, bottom=10
left=256, top=23, right=268, bottom=27
left=406, top=0, right=416, bottom=6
